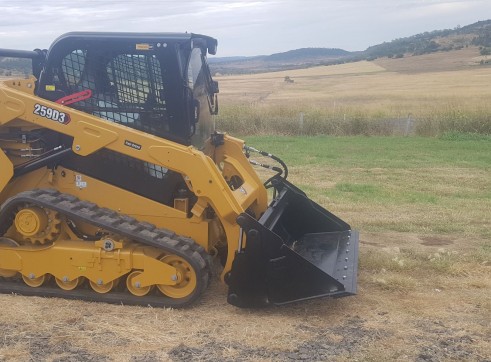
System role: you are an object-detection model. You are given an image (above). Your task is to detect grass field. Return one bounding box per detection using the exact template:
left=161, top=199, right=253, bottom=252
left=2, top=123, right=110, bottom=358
left=0, top=136, right=489, bottom=361
left=216, top=47, right=491, bottom=136
left=246, top=134, right=491, bottom=237
left=0, top=49, right=490, bottom=360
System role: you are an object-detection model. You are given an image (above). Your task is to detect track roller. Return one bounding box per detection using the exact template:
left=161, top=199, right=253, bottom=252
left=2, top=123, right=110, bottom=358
left=90, top=279, right=117, bottom=294
left=22, top=274, right=48, bottom=288
left=126, top=271, right=153, bottom=297
left=55, top=277, right=82, bottom=291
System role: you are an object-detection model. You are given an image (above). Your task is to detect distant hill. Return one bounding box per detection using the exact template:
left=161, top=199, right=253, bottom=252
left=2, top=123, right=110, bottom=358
left=365, top=19, right=491, bottom=58
left=209, top=56, right=251, bottom=64
left=266, top=48, right=351, bottom=61
left=210, top=48, right=356, bottom=74
left=210, top=19, right=491, bottom=74
left=0, top=57, right=31, bottom=76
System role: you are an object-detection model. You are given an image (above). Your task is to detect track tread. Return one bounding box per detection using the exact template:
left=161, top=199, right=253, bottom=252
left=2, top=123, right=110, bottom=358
left=0, top=188, right=211, bottom=307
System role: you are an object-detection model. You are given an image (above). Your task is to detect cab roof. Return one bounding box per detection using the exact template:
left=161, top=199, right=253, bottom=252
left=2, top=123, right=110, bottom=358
left=49, top=32, right=218, bottom=55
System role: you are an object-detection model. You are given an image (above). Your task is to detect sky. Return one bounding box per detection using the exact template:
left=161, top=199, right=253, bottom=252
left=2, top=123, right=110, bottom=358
left=0, top=0, right=490, bottom=57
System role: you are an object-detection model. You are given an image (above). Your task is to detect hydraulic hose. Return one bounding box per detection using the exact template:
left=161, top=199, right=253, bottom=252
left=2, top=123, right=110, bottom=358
left=243, top=145, right=289, bottom=195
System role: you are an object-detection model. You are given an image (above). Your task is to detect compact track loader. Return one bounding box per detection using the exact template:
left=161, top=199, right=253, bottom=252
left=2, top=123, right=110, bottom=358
left=0, top=32, right=358, bottom=307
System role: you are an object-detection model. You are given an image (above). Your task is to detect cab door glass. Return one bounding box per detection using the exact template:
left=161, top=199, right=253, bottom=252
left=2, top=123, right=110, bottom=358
left=187, top=48, right=215, bottom=149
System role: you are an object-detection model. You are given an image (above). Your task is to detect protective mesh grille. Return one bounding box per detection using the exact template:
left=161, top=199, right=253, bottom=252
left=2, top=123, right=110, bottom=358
left=61, top=50, right=86, bottom=88
left=108, top=54, right=161, bottom=104
left=60, top=50, right=171, bottom=180
left=100, top=150, right=168, bottom=180
left=61, top=50, right=168, bottom=136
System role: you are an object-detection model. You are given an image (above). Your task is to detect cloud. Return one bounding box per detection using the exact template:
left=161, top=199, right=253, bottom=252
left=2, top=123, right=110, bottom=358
left=390, top=0, right=475, bottom=19
left=0, top=0, right=489, bottom=55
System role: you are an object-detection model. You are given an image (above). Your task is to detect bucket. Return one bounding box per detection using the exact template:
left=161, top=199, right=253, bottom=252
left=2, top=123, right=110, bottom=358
left=227, top=179, right=358, bottom=307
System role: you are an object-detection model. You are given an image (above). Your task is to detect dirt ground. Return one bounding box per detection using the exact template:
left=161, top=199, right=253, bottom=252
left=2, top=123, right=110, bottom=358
left=1, top=49, right=489, bottom=361
left=0, top=230, right=489, bottom=361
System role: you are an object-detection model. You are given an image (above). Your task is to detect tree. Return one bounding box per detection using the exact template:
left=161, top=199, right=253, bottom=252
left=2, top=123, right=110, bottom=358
left=480, top=47, right=491, bottom=56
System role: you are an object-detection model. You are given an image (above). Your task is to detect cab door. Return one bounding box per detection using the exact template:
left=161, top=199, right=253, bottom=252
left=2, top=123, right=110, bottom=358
left=186, top=47, right=218, bottom=148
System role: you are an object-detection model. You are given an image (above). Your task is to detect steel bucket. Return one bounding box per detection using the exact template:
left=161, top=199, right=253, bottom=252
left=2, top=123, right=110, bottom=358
left=227, top=179, right=358, bottom=307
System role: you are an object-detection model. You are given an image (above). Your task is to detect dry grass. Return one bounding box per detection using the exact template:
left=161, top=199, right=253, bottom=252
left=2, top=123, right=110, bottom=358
left=0, top=242, right=489, bottom=361
left=1, top=136, right=490, bottom=361
left=215, top=47, right=491, bottom=136
left=0, top=51, right=490, bottom=361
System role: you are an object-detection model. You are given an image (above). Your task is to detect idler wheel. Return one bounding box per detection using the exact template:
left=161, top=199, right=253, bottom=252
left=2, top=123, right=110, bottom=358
left=157, top=255, right=197, bottom=299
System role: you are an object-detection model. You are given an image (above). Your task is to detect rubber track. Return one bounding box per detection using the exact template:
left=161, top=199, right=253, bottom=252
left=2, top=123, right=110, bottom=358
left=0, top=189, right=211, bottom=307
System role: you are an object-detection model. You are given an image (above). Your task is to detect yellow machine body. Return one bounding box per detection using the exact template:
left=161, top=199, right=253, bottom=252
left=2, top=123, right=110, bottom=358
left=0, top=33, right=358, bottom=308
left=0, top=76, right=266, bottom=304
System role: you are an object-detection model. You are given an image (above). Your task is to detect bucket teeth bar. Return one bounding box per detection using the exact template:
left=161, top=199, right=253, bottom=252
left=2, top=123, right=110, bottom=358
left=227, top=178, right=359, bottom=308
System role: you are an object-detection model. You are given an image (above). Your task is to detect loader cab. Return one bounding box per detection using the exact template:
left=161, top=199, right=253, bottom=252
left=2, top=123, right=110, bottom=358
left=36, top=32, right=218, bottom=148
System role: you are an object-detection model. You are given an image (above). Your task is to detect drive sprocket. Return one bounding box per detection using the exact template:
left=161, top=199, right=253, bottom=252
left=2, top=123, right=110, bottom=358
left=14, top=205, right=61, bottom=244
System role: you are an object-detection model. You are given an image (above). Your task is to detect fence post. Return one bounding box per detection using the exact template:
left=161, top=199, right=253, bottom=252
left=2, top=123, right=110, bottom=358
left=405, top=113, right=413, bottom=136
left=299, top=112, right=304, bottom=132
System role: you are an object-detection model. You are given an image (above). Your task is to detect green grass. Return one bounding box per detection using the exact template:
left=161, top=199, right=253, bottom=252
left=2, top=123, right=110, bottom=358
left=244, top=135, right=491, bottom=169
left=244, top=136, right=491, bottom=236
left=439, top=131, right=491, bottom=141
